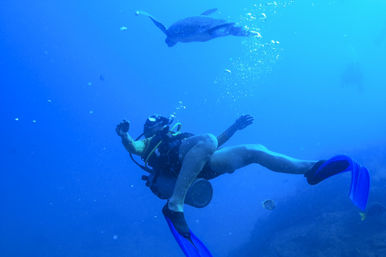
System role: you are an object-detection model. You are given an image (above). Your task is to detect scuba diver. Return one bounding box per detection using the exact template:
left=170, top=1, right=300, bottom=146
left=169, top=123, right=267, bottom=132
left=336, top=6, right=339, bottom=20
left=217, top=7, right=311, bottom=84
left=116, top=114, right=370, bottom=257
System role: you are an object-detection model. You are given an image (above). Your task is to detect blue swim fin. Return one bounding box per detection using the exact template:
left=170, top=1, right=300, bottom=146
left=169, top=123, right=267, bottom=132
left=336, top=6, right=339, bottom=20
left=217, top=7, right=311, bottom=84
left=349, top=164, right=370, bottom=211
left=305, top=155, right=370, bottom=211
left=164, top=215, right=213, bottom=257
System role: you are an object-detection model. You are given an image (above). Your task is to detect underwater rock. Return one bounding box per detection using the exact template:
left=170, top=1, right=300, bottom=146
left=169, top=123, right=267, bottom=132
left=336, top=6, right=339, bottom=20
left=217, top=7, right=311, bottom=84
left=366, top=203, right=386, bottom=217
left=229, top=147, right=386, bottom=257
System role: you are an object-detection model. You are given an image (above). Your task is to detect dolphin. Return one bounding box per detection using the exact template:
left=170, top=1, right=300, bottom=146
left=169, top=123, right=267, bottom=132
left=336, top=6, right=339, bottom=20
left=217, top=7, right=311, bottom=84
left=136, top=9, right=258, bottom=47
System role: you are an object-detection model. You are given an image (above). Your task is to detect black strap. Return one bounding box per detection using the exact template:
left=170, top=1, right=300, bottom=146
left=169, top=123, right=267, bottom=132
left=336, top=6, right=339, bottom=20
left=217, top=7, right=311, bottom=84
left=128, top=132, right=161, bottom=187
left=126, top=132, right=153, bottom=173
left=129, top=152, right=153, bottom=173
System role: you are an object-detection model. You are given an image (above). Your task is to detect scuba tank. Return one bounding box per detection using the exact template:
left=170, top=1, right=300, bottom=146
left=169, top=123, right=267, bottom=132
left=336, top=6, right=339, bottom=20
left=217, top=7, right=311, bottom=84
left=142, top=171, right=213, bottom=208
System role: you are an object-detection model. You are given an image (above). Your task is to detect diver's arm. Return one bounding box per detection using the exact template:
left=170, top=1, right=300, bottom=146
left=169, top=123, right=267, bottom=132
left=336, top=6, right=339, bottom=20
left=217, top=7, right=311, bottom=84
left=120, top=133, right=147, bottom=156
left=217, top=124, right=238, bottom=147
left=116, top=120, right=147, bottom=156
left=217, top=115, right=254, bottom=147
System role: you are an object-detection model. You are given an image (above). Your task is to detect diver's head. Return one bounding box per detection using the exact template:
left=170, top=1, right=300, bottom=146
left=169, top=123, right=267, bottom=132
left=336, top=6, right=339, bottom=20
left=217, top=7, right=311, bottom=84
left=143, top=114, right=173, bottom=138
left=165, top=38, right=177, bottom=47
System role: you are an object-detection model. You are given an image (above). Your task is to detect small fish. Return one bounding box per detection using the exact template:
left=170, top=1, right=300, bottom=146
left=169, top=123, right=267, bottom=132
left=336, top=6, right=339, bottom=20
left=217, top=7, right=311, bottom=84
left=262, top=199, right=276, bottom=210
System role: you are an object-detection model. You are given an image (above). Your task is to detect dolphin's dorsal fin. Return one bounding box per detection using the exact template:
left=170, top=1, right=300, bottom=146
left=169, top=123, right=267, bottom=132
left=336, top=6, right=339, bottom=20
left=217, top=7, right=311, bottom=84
left=201, top=8, right=218, bottom=16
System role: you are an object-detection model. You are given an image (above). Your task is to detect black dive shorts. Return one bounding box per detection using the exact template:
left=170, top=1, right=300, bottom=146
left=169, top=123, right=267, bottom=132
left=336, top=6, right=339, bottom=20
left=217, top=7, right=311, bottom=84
left=197, top=162, right=222, bottom=180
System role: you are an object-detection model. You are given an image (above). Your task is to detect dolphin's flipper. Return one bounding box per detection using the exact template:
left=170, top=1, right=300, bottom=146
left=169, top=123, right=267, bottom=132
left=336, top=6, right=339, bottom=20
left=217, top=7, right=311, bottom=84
left=135, top=10, right=167, bottom=35
left=201, top=8, right=218, bottom=16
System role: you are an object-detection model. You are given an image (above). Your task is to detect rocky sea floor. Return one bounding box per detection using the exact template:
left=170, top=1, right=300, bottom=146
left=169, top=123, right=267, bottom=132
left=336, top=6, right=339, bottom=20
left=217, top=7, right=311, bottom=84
left=230, top=148, right=386, bottom=257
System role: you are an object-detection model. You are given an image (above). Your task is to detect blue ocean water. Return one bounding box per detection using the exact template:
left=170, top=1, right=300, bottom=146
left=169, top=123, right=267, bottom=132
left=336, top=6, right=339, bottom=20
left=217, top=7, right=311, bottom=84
left=1, top=0, right=386, bottom=256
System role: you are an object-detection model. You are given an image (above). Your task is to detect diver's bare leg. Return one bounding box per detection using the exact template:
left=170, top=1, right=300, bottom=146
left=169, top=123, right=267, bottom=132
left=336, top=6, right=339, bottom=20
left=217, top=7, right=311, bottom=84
left=168, top=134, right=218, bottom=212
left=209, top=144, right=317, bottom=175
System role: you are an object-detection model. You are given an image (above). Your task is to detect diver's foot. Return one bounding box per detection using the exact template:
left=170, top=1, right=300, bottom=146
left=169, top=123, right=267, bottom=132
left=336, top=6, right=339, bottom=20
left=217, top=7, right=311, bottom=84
left=304, top=160, right=325, bottom=185
left=162, top=203, right=191, bottom=238
left=305, top=157, right=351, bottom=185
left=167, top=200, right=184, bottom=212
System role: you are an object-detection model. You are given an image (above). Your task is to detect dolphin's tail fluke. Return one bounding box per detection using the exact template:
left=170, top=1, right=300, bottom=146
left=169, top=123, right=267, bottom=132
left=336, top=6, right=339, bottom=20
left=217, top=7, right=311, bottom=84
left=135, top=10, right=167, bottom=35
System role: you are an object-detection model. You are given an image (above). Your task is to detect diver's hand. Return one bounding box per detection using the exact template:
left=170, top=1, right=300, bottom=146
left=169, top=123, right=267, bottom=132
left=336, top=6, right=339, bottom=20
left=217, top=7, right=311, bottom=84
left=234, top=115, right=254, bottom=130
left=116, top=120, right=130, bottom=137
